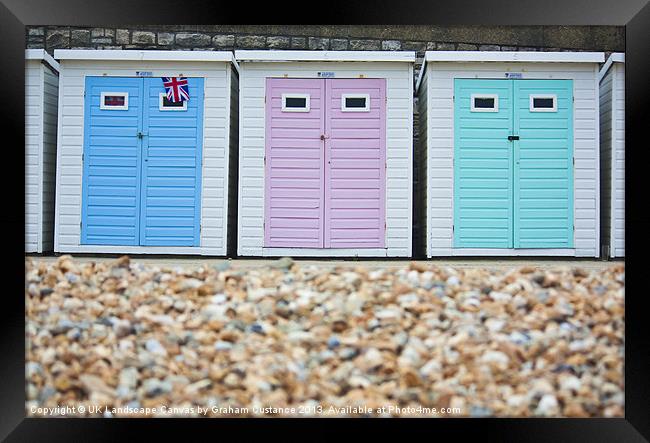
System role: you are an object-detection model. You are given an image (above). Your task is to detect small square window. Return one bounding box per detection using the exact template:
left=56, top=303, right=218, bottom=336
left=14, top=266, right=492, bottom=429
left=530, top=94, right=558, bottom=112
left=470, top=94, right=498, bottom=112
left=341, top=94, right=370, bottom=112
left=282, top=94, right=310, bottom=112
left=159, top=93, right=188, bottom=111
left=100, top=92, right=128, bottom=110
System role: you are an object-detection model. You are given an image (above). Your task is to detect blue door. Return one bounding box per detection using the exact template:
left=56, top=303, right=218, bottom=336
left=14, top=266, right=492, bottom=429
left=81, top=77, right=203, bottom=246
left=454, top=79, right=514, bottom=248
left=454, top=78, right=573, bottom=249
left=514, top=80, right=573, bottom=248
left=140, top=78, right=203, bottom=246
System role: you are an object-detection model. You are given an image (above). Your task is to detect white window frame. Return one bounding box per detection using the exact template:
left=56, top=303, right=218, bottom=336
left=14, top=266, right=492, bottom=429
left=100, top=92, right=129, bottom=110
left=281, top=93, right=310, bottom=112
left=529, top=94, right=558, bottom=112
left=470, top=94, right=499, bottom=113
left=341, top=93, right=371, bottom=112
left=159, top=93, right=188, bottom=111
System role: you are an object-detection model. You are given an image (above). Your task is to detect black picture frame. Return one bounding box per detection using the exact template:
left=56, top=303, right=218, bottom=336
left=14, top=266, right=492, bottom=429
left=2, top=0, right=648, bottom=440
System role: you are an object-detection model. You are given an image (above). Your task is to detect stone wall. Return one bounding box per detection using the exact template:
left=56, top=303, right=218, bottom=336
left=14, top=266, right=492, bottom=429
left=27, top=25, right=624, bottom=82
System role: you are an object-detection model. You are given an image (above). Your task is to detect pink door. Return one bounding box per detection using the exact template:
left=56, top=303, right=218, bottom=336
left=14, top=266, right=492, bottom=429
left=265, top=78, right=386, bottom=249
left=325, top=78, right=386, bottom=248
left=265, top=78, right=325, bottom=248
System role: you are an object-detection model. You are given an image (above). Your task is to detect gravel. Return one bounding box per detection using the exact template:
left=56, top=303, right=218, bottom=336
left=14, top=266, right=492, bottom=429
left=25, top=255, right=624, bottom=417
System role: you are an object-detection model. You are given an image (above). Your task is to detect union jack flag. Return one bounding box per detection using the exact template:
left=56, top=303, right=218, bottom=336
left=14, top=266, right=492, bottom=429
left=162, top=77, right=190, bottom=103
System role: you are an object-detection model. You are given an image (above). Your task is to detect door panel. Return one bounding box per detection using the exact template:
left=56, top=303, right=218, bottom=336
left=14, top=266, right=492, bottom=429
left=454, top=79, right=513, bottom=248
left=325, top=78, right=386, bottom=248
left=514, top=79, right=573, bottom=248
left=82, top=77, right=143, bottom=245
left=453, top=78, right=573, bottom=249
left=264, top=78, right=325, bottom=248
left=140, top=77, right=203, bottom=246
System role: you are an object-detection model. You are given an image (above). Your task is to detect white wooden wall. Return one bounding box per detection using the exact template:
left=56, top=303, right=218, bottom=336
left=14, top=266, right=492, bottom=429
left=54, top=60, right=233, bottom=255
left=26, top=60, right=58, bottom=253
left=423, top=61, right=600, bottom=257
left=42, top=65, right=58, bottom=252
left=237, top=61, right=413, bottom=257
left=599, top=62, right=625, bottom=258
left=25, top=60, right=43, bottom=252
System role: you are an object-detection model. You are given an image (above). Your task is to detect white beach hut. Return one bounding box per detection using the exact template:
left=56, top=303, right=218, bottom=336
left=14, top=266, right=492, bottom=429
left=235, top=50, right=415, bottom=257
left=416, top=51, right=605, bottom=257
left=53, top=50, right=239, bottom=256
left=25, top=49, right=60, bottom=253
left=598, top=53, right=625, bottom=259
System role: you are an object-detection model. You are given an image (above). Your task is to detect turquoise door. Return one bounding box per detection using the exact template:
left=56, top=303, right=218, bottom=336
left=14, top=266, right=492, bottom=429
left=454, top=78, right=573, bottom=249
left=81, top=76, right=203, bottom=247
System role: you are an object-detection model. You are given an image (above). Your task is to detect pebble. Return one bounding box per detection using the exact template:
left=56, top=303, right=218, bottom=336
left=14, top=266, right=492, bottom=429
left=145, top=339, right=167, bottom=357
left=24, top=257, right=624, bottom=418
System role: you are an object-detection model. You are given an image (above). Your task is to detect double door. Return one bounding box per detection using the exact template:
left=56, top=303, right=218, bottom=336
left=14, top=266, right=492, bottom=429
left=264, top=78, right=386, bottom=249
left=454, top=78, right=574, bottom=248
left=81, top=76, right=204, bottom=246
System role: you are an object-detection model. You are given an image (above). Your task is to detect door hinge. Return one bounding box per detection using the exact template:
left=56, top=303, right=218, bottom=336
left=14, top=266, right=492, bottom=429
left=452, top=225, right=455, bottom=232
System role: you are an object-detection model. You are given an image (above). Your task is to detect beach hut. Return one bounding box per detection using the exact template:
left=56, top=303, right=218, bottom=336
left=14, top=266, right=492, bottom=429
left=416, top=51, right=605, bottom=257
left=598, top=53, right=625, bottom=259
left=25, top=49, right=59, bottom=253
left=53, top=50, right=239, bottom=255
left=235, top=50, right=415, bottom=257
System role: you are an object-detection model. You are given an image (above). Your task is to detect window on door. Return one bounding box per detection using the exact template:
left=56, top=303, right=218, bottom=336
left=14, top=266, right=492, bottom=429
left=100, top=92, right=129, bottom=110
left=341, top=93, right=370, bottom=112
left=529, top=94, right=557, bottom=112
left=159, top=93, right=188, bottom=111
left=470, top=94, right=499, bottom=112
left=281, top=93, right=311, bottom=112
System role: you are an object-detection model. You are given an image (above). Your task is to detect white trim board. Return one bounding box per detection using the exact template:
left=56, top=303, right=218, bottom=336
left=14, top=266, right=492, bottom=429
left=598, top=52, right=625, bottom=83
left=235, top=50, right=415, bottom=63
left=423, top=51, right=605, bottom=63
left=54, top=49, right=239, bottom=71
left=431, top=248, right=577, bottom=257
left=25, top=49, right=60, bottom=72
left=261, top=248, right=392, bottom=258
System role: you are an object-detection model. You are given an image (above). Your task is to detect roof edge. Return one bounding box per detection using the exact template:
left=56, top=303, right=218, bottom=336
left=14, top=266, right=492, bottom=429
left=235, top=50, right=416, bottom=63
left=599, top=52, right=625, bottom=83
left=423, top=51, right=605, bottom=64
left=53, top=49, right=237, bottom=66
left=25, top=49, right=60, bottom=72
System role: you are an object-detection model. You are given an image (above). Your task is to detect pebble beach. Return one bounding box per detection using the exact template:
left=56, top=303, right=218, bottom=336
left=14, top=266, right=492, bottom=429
left=25, top=256, right=624, bottom=417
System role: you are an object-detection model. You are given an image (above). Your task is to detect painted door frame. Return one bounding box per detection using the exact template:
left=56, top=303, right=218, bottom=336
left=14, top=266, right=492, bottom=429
left=264, top=77, right=387, bottom=249
left=81, top=75, right=203, bottom=247
left=453, top=77, right=574, bottom=249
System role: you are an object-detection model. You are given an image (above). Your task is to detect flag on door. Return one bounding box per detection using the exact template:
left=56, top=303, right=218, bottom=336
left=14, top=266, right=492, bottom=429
left=162, top=77, right=190, bottom=102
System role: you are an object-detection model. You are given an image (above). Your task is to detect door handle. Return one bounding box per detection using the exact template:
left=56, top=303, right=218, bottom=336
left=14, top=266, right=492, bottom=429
left=508, top=135, right=520, bottom=141
left=320, top=134, right=329, bottom=141
left=138, top=132, right=149, bottom=161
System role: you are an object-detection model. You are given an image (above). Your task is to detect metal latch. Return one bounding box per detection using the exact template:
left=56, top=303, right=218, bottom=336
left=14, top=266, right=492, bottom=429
left=507, top=135, right=520, bottom=141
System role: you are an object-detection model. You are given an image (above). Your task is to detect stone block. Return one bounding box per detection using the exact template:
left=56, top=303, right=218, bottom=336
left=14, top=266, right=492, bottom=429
left=132, top=31, right=156, bottom=45
left=330, top=39, right=348, bottom=50
left=308, top=37, right=329, bottom=50
left=382, top=40, right=401, bottom=51
left=116, top=29, right=130, bottom=45
left=291, top=37, right=307, bottom=49
left=176, top=33, right=211, bottom=47
left=70, top=29, right=90, bottom=47
left=212, top=34, right=235, bottom=48
left=350, top=39, right=381, bottom=50
left=158, top=33, right=174, bottom=46
left=267, top=36, right=291, bottom=49
left=236, top=35, right=266, bottom=48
